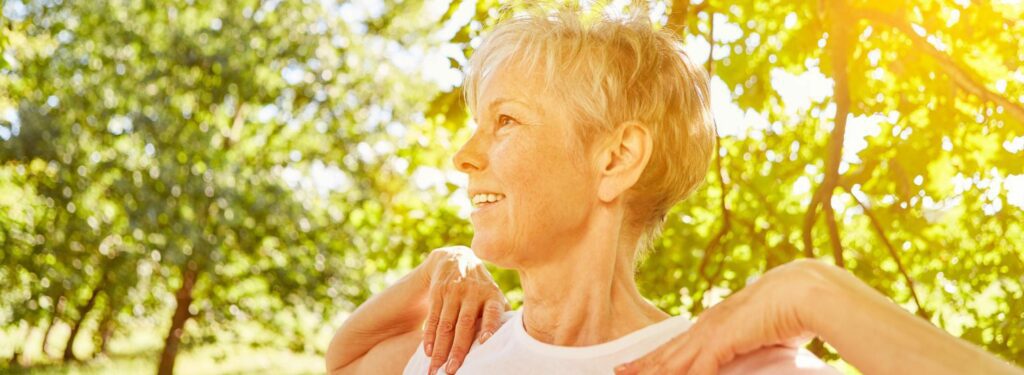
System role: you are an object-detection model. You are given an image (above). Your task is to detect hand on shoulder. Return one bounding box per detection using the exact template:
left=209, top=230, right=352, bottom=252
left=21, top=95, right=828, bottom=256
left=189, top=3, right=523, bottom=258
left=422, top=246, right=509, bottom=375
left=615, top=259, right=841, bottom=375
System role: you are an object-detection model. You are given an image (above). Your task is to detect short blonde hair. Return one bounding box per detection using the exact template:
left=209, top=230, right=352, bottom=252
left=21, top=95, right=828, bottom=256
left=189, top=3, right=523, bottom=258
left=463, top=3, right=715, bottom=255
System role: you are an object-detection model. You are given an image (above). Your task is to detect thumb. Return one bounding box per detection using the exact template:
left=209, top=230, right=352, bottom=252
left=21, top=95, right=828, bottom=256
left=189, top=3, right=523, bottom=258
left=614, top=361, right=638, bottom=375
left=614, top=355, right=652, bottom=375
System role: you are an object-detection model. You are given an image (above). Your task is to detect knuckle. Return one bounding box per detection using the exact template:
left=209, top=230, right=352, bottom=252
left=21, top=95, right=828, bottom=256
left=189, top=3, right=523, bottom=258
left=447, top=280, right=466, bottom=293
left=483, top=318, right=501, bottom=330
left=465, top=281, right=484, bottom=294
left=450, top=345, right=468, bottom=357
left=431, top=353, right=447, bottom=364
left=457, top=314, right=476, bottom=326
left=691, top=330, right=710, bottom=343
left=430, top=286, right=445, bottom=300
left=484, top=300, right=503, bottom=313
left=439, top=320, right=455, bottom=333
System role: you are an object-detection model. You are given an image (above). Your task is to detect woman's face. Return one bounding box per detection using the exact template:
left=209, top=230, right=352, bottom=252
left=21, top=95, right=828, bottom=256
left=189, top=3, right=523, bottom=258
left=453, top=64, right=601, bottom=268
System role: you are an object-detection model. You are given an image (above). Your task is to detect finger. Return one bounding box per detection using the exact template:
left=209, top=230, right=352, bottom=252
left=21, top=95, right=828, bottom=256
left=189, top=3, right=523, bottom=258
left=445, top=302, right=481, bottom=374
left=477, top=299, right=504, bottom=344
left=659, top=343, right=701, bottom=374
left=686, top=353, right=720, bottom=375
left=615, top=339, right=673, bottom=374
left=428, top=299, right=460, bottom=375
left=617, top=331, right=696, bottom=375
left=613, top=359, right=641, bottom=375
left=637, top=360, right=672, bottom=375
left=614, top=359, right=647, bottom=375
left=422, top=286, right=444, bottom=356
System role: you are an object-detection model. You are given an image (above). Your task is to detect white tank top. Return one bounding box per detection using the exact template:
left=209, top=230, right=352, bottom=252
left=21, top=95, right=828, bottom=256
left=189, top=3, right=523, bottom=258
left=403, top=309, right=837, bottom=374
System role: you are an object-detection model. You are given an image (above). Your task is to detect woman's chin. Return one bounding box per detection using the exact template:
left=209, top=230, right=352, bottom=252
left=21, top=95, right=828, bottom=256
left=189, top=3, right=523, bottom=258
left=469, top=236, right=509, bottom=266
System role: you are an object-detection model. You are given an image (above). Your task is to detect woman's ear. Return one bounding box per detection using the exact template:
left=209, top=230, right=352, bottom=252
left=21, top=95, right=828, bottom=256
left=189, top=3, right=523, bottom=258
left=596, top=121, right=653, bottom=203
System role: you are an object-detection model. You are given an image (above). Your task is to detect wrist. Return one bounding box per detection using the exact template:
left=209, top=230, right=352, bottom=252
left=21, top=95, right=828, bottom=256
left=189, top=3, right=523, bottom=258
left=415, top=251, right=441, bottom=288
left=791, top=260, right=850, bottom=335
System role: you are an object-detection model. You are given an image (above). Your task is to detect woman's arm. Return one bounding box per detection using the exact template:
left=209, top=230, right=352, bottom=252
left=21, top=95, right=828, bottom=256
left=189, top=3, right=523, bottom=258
left=617, top=259, right=1023, bottom=375
left=811, top=261, right=1020, bottom=374
left=326, top=247, right=507, bottom=375
left=325, top=257, right=433, bottom=375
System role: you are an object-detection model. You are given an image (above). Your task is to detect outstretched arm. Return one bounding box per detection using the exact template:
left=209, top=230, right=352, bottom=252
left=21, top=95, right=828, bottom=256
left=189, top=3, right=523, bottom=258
left=810, top=260, right=1020, bottom=374
left=617, top=259, right=1022, bottom=375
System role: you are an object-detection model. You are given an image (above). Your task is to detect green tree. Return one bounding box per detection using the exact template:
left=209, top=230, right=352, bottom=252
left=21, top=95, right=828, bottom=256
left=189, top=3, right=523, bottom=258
left=1, top=0, right=1021, bottom=373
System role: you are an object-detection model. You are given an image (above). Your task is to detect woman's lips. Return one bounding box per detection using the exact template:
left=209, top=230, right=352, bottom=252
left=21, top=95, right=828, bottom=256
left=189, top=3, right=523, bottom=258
left=470, top=199, right=502, bottom=216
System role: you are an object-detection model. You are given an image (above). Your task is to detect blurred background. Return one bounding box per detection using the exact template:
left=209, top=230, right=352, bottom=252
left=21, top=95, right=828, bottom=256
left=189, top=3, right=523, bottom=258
left=0, top=0, right=1021, bottom=373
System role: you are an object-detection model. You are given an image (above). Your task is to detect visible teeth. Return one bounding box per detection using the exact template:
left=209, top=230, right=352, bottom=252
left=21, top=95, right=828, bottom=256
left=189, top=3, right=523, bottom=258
left=472, top=193, right=505, bottom=206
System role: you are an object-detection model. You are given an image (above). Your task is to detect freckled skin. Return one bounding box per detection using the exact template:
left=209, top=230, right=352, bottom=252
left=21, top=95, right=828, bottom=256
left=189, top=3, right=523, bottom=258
left=453, top=63, right=601, bottom=269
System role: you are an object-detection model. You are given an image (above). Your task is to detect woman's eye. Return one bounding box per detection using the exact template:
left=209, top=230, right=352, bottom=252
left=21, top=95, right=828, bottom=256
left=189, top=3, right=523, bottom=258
left=497, top=115, right=518, bottom=128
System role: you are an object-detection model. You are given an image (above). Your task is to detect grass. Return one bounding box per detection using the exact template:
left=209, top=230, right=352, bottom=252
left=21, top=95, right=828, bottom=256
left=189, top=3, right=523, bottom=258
left=0, top=320, right=327, bottom=375
left=1, top=346, right=323, bottom=375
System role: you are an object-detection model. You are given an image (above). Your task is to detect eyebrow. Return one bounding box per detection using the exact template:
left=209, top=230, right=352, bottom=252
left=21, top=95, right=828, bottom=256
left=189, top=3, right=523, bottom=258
left=487, top=97, right=532, bottom=113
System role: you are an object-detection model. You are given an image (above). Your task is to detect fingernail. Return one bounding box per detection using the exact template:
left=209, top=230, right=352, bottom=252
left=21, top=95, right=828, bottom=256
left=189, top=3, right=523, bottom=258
left=425, top=343, right=432, bottom=355
left=614, top=364, right=628, bottom=374
left=428, top=366, right=437, bottom=375
left=446, top=359, right=461, bottom=374
left=478, top=331, right=492, bottom=344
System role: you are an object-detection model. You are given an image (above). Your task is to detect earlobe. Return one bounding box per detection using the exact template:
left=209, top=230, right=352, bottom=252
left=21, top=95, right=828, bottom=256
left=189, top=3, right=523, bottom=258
left=597, top=121, right=652, bottom=203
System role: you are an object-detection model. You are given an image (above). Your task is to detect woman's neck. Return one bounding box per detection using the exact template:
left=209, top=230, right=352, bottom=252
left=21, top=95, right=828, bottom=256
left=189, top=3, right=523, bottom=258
left=516, top=211, right=669, bottom=346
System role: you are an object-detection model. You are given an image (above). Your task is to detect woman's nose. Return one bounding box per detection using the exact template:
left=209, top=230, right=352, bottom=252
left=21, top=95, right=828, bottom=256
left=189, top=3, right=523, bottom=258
left=453, top=133, right=487, bottom=173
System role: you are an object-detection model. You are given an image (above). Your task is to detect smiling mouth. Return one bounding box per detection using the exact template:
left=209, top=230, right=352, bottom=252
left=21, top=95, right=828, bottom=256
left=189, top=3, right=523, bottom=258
left=471, top=193, right=506, bottom=208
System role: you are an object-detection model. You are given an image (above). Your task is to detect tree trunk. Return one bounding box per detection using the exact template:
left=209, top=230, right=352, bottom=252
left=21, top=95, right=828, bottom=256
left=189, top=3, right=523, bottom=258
left=822, top=0, right=853, bottom=268
left=10, top=324, right=31, bottom=367
left=157, top=265, right=199, bottom=375
left=63, top=281, right=104, bottom=362
left=40, top=317, right=57, bottom=358
left=40, top=318, right=56, bottom=358
left=40, top=295, right=65, bottom=358
left=804, top=0, right=853, bottom=265
left=94, top=301, right=117, bottom=358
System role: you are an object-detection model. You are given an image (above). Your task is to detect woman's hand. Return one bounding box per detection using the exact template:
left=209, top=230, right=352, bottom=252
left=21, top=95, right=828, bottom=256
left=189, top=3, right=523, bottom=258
left=422, top=246, right=508, bottom=375
left=615, top=259, right=833, bottom=375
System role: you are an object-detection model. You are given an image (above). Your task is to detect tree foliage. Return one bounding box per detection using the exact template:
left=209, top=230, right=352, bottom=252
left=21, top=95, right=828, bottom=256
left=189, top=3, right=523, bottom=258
left=0, top=0, right=1021, bottom=372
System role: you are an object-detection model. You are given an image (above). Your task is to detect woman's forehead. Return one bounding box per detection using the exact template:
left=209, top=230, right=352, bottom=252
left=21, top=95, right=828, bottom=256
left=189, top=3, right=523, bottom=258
left=475, top=63, right=549, bottom=116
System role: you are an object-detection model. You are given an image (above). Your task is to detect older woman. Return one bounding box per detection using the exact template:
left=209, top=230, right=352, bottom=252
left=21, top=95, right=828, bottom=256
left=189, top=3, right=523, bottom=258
left=327, top=5, right=1023, bottom=375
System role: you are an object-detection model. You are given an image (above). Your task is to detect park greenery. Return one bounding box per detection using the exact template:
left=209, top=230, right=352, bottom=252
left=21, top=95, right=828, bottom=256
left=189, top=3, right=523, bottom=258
left=1, top=0, right=1022, bottom=373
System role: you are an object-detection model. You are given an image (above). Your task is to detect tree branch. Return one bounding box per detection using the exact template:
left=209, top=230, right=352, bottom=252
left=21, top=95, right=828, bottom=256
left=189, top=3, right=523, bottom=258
left=802, top=189, right=822, bottom=258
left=804, top=0, right=853, bottom=266
left=667, top=0, right=709, bottom=35
left=734, top=215, right=776, bottom=269
left=853, top=7, right=1024, bottom=125
left=823, top=199, right=845, bottom=267
left=667, top=0, right=689, bottom=35
left=693, top=12, right=729, bottom=315
left=847, top=190, right=931, bottom=320
left=746, top=185, right=801, bottom=268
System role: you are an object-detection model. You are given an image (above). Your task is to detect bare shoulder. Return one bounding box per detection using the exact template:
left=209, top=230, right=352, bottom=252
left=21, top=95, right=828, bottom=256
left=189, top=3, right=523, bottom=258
left=721, top=346, right=841, bottom=375
left=331, top=330, right=423, bottom=375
